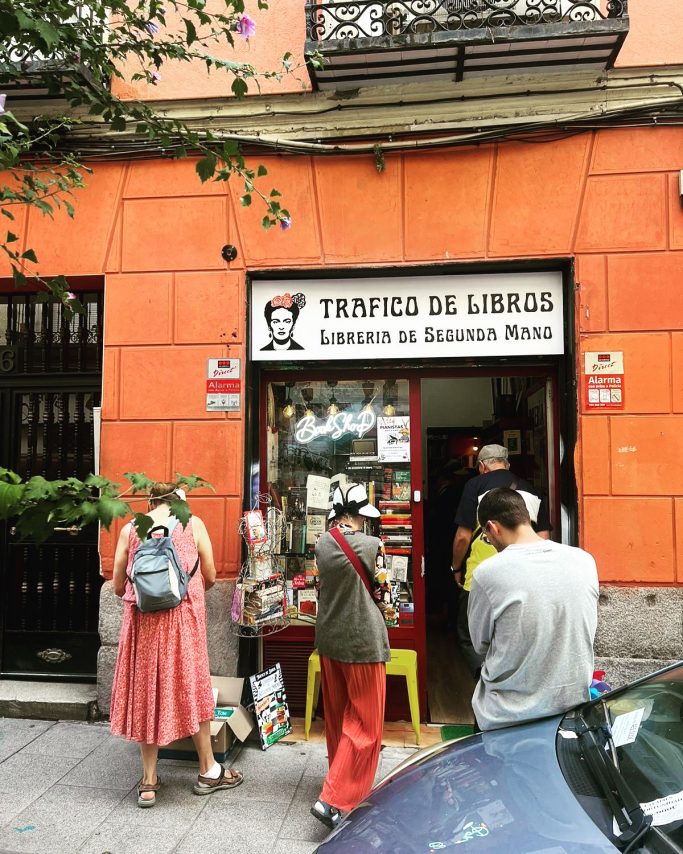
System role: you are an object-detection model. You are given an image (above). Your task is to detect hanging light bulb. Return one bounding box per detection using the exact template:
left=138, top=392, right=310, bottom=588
left=327, top=395, right=339, bottom=416
left=362, top=399, right=375, bottom=413
left=282, top=385, right=295, bottom=418
left=304, top=405, right=315, bottom=418
left=383, top=402, right=396, bottom=417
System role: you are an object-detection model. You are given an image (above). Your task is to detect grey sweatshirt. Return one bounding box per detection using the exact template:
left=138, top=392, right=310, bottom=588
left=314, top=529, right=390, bottom=664
left=468, top=540, right=598, bottom=731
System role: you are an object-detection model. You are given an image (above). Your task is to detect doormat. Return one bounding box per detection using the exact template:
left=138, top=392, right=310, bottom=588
left=440, top=724, right=474, bottom=741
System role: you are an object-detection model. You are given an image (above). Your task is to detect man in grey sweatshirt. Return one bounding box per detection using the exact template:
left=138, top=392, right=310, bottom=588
left=468, top=488, right=598, bottom=732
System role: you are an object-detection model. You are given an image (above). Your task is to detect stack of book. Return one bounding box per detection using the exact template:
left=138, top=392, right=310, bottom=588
left=379, top=499, right=412, bottom=555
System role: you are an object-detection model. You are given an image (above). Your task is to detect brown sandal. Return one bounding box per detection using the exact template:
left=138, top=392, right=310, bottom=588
left=137, top=776, right=161, bottom=808
left=193, top=766, right=244, bottom=795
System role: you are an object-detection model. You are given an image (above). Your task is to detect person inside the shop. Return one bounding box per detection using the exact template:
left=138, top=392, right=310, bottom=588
left=110, top=482, right=244, bottom=806
left=468, top=488, right=598, bottom=730
left=451, top=444, right=551, bottom=676
left=260, top=292, right=306, bottom=351
left=311, top=483, right=390, bottom=830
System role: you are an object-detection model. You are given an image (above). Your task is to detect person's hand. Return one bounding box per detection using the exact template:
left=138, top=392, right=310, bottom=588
left=452, top=567, right=464, bottom=589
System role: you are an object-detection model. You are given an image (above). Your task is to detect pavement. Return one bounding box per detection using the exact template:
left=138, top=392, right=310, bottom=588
left=0, top=717, right=419, bottom=854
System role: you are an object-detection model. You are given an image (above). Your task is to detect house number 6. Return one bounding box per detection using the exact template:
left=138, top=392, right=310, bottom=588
left=0, top=348, right=16, bottom=372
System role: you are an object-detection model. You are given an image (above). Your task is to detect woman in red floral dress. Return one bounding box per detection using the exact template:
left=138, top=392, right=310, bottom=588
left=110, top=482, right=243, bottom=807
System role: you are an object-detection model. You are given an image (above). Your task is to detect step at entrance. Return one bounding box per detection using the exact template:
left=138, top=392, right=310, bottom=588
left=0, top=681, right=97, bottom=721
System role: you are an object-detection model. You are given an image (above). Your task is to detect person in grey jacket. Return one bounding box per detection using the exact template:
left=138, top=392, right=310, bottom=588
left=469, top=487, right=598, bottom=732
left=310, top=483, right=390, bottom=830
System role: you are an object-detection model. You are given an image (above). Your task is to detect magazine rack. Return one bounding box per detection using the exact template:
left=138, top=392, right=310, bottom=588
left=229, top=496, right=291, bottom=638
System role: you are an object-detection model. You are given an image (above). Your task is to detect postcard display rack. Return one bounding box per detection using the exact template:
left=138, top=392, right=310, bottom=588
left=264, top=379, right=416, bottom=632
left=230, top=500, right=290, bottom=637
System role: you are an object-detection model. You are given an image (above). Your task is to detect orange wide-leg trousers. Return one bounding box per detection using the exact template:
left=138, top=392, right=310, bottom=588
left=319, top=655, right=387, bottom=813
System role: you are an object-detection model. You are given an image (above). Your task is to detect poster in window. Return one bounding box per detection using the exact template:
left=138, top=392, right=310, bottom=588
left=377, top=417, right=411, bottom=463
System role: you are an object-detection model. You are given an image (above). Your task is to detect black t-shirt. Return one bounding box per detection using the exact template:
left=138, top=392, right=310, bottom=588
left=454, top=470, right=551, bottom=533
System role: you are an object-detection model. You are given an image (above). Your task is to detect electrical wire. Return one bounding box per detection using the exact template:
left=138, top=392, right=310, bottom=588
left=22, top=80, right=683, bottom=161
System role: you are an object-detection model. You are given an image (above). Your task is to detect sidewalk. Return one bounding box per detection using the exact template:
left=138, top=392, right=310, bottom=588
left=0, top=717, right=420, bottom=854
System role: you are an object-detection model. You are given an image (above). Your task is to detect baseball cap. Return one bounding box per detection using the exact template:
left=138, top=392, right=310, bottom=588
left=477, top=443, right=509, bottom=464
left=328, top=483, right=381, bottom=520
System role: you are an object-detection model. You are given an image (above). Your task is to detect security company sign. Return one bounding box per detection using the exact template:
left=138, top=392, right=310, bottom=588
left=584, top=351, right=624, bottom=410
left=250, top=272, right=564, bottom=361
left=206, top=358, right=241, bottom=411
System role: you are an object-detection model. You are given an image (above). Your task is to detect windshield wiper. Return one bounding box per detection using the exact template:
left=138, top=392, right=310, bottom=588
left=575, top=712, right=652, bottom=851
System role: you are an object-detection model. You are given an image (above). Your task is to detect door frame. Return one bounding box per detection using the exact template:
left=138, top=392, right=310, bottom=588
left=246, top=259, right=577, bottom=718
left=256, top=361, right=563, bottom=718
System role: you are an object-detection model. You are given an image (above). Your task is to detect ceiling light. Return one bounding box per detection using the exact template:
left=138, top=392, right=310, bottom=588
left=327, top=395, right=339, bottom=416
left=383, top=402, right=395, bottom=417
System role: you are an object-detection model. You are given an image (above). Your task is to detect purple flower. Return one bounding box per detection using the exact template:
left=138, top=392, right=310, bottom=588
left=280, top=215, right=292, bottom=231
left=0, top=94, right=5, bottom=115
left=145, top=21, right=159, bottom=35
left=236, top=14, right=256, bottom=39
left=151, top=71, right=161, bottom=83
left=65, top=292, right=77, bottom=301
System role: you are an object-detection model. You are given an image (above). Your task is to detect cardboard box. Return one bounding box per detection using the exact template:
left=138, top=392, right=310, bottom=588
left=159, top=676, right=254, bottom=762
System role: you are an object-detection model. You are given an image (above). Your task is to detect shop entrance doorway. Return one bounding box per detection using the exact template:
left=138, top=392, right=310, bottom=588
left=258, top=366, right=560, bottom=722
left=422, top=372, right=556, bottom=724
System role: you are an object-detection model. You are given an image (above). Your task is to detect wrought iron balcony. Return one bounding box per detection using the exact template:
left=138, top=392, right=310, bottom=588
left=305, top=0, right=629, bottom=89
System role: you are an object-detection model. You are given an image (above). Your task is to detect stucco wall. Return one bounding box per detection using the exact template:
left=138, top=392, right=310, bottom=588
left=4, top=126, right=683, bottom=585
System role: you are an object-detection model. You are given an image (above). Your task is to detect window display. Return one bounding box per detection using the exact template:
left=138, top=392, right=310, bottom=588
left=265, top=378, right=414, bottom=628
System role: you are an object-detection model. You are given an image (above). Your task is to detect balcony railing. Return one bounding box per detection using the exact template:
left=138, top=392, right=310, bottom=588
left=306, top=0, right=629, bottom=89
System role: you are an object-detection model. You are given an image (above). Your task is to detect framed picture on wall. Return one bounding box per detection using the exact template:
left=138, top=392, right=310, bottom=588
left=503, top=429, right=522, bottom=456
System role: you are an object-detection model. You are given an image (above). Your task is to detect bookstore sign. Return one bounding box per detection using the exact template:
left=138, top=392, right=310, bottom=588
left=251, top=271, right=564, bottom=361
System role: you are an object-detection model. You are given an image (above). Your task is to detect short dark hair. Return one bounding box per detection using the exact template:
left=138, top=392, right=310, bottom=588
left=478, top=488, right=530, bottom=530
left=264, top=301, right=299, bottom=325
left=148, top=481, right=178, bottom=508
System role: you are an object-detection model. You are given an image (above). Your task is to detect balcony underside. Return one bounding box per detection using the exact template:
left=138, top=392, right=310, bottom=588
left=306, top=18, right=629, bottom=90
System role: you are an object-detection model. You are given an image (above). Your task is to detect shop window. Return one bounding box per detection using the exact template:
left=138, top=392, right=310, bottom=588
left=265, top=378, right=414, bottom=629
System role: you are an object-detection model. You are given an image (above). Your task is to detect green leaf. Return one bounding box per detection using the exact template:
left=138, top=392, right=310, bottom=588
left=0, top=480, right=24, bottom=519
left=124, top=472, right=154, bottom=493
left=257, top=164, right=268, bottom=177
left=240, top=194, right=251, bottom=207
left=21, top=249, right=37, bottom=263
left=32, top=19, right=61, bottom=48
left=231, top=78, right=248, bottom=98
left=133, top=512, right=154, bottom=541
left=195, top=154, right=217, bottom=182
left=96, top=495, right=129, bottom=529
left=6, top=231, right=18, bottom=243
left=169, top=499, right=191, bottom=527
left=184, top=17, right=198, bottom=45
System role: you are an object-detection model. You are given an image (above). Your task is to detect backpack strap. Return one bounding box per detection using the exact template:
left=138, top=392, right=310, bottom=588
left=329, top=526, right=374, bottom=597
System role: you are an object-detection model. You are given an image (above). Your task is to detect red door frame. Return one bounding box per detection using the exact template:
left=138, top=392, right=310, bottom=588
left=258, top=363, right=561, bottom=721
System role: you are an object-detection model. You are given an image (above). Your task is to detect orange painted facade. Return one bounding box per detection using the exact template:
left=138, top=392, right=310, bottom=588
left=6, top=125, right=683, bottom=586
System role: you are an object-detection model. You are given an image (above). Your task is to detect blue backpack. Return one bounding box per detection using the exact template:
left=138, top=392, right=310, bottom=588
left=129, top=517, right=199, bottom=613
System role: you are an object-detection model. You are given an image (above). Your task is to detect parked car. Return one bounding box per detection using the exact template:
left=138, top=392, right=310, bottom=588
left=316, top=662, right=683, bottom=853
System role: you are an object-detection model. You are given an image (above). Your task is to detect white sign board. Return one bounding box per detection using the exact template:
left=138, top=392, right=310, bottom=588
left=250, top=272, right=564, bottom=361
left=377, top=416, right=411, bottom=462
left=206, top=358, right=241, bottom=411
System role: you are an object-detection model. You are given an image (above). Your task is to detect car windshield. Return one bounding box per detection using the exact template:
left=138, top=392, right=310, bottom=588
left=558, top=664, right=683, bottom=851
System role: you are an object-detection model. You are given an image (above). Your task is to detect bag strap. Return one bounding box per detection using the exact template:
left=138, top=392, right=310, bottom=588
left=329, top=527, right=374, bottom=597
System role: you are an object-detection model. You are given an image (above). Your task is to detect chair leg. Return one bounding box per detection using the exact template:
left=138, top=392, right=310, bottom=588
left=305, top=661, right=318, bottom=741
left=406, top=672, right=421, bottom=746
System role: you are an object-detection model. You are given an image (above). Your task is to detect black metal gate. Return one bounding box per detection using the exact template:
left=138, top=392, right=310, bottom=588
left=0, top=292, right=104, bottom=679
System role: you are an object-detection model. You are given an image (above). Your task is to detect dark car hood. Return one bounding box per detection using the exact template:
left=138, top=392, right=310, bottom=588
left=317, top=716, right=616, bottom=853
